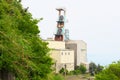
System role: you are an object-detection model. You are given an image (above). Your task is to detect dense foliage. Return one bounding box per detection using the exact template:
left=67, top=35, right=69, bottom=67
left=79, top=64, right=87, bottom=74
left=59, top=67, right=68, bottom=75
left=75, top=64, right=87, bottom=74
left=0, top=0, right=52, bottom=79
left=69, top=64, right=87, bottom=75
left=95, top=61, right=120, bottom=80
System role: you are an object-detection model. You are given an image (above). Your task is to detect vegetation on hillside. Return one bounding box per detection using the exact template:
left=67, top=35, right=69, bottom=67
left=2, top=1, right=120, bottom=80
left=0, top=0, right=53, bottom=80
left=95, top=61, right=120, bottom=80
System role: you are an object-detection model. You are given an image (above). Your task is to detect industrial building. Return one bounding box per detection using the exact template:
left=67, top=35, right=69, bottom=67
left=50, top=49, right=74, bottom=73
left=65, top=40, right=89, bottom=70
left=45, top=8, right=88, bottom=73
left=46, top=40, right=74, bottom=73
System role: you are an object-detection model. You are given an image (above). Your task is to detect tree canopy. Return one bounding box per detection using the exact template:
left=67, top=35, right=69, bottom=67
left=95, top=61, right=120, bottom=80
left=0, top=0, right=53, bottom=80
left=89, top=62, right=103, bottom=76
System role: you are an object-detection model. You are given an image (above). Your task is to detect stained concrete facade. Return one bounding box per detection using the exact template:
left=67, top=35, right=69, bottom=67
left=50, top=49, right=74, bottom=73
left=65, top=40, right=88, bottom=69
left=46, top=40, right=88, bottom=72
left=46, top=40, right=74, bottom=73
left=47, top=40, right=65, bottom=49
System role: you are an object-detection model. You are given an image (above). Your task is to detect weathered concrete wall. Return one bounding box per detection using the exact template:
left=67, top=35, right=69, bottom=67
left=50, top=49, right=74, bottom=73
left=46, top=40, right=65, bottom=49
left=65, top=40, right=88, bottom=69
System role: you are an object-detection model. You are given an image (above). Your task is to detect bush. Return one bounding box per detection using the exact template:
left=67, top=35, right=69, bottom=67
left=95, top=61, right=120, bottom=80
left=79, top=65, right=87, bottom=74
left=59, top=68, right=64, bottom=74
left=69, top=64, right=87, bottom=75
left=59, top=68, right=68, bottom=75
left=73, top=70, right=81, bottom=75
left=53, top=74, right=64, bottom=80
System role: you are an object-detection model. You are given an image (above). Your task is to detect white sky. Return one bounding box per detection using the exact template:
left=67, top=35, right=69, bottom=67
left=22, top=0, right=120, bottom=65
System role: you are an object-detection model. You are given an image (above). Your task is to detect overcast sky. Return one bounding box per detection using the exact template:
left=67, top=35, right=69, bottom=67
left=22, top=0, right=120, bottom=65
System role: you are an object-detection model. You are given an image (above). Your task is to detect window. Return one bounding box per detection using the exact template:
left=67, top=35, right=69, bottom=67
left=68, top=52, right=70, bottom=55
left=61, top=52, right=63, bottom=55
left=67, top=47, right=70, bottom=49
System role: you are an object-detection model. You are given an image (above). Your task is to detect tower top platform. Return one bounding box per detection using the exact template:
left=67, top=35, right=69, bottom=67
left=56, top=8, right=66, bottom=11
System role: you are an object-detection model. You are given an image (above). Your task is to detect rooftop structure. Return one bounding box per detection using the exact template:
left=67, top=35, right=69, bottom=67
left=54, top=8, right=66, bottom=41
left=45, top=8, right=88, bottom=73
left=65, top=29, right=69, bottom=40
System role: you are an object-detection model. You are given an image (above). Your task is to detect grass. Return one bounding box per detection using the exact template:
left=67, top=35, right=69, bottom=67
left=53, top=74, right=65, bottom=80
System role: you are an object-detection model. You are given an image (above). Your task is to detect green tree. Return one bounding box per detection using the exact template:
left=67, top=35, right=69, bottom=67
left=73, top=64, right=87, bottom=75
left=96, top=64, right=103, bottom=74
left=89, top=62, right=97, bottom=75
left=89, top=62, right=103, bottom=75
left=79, top=64, right=86, bottom=74
left=0, top=0, right=53, bottom=80
left=95, top=61, right=120, bottom=80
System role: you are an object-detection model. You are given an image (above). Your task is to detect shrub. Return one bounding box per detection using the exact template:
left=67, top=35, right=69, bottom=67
left=95, top=61, right=120, bottom=80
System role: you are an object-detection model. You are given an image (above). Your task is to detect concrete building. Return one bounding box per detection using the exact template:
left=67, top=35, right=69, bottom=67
left=46, top=40, right=74, bottom=73
left=50, top=49, right=74, bottom=73
left=65, top=40, right=88, bottom=69
left=44, top=8, right=88, bottom=73
left=47, top=40, right=65, bottom=49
